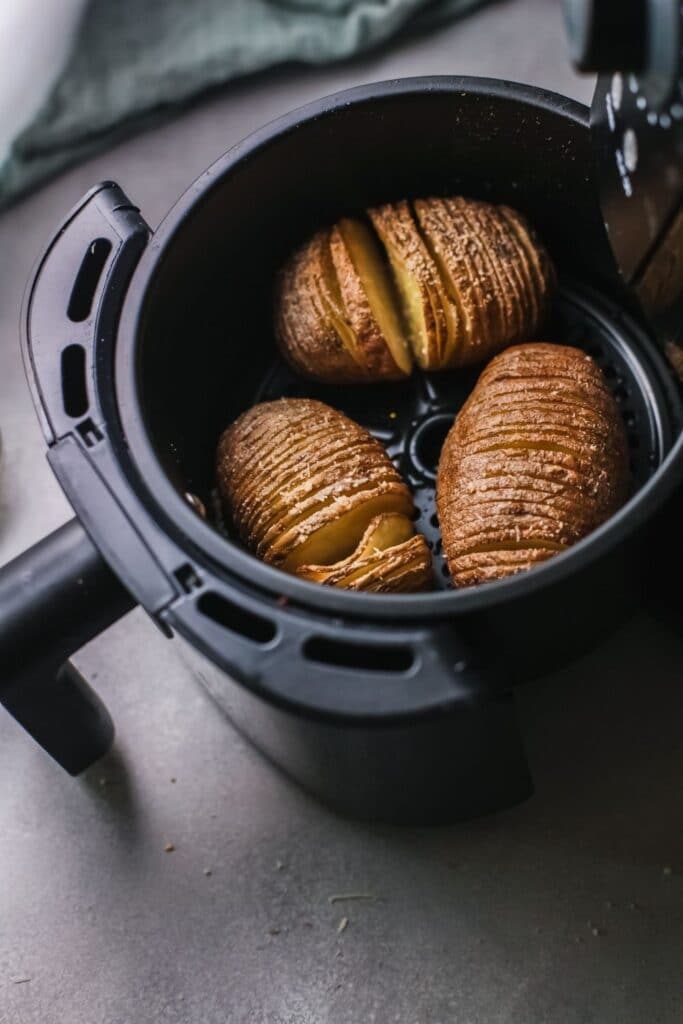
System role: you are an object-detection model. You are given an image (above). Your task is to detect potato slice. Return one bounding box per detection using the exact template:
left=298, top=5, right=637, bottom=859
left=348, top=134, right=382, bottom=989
left=334, top=218, right=412, bottom=376
left=437, top=343, right=630, bottom=588
left=217, top=398, right=429, bottom=592
left=412, top=197, right=488, bottom=364
left=498, top=205, right=556, bottom=330
left=465, top=200, right=521, bottom=342
left=413, top=198, right=556, bottom=368
left=368, top=201, right=456, bottom=369
left=296, top=512, right=433, bottom=591
left=274, top=490, right=414, bottom=572
left=275, top=229, right=364, bottom=382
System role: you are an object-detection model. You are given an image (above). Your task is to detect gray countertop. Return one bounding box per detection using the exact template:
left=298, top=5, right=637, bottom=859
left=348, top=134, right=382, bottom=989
left=1, top=2, right=682, bottom=1022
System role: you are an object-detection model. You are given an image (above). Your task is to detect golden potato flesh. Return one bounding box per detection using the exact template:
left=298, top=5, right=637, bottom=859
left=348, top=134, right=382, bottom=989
left=332, top=218, right=413, bottom=377
left=275, top=197, right=555, bottom=381
left=436, top=343, right=630, bottom=588
left=296, top=512, right=433, bottom=592
left=217, top=398, right=431, bottom=591
left=369, top=200, right=456, bottom=370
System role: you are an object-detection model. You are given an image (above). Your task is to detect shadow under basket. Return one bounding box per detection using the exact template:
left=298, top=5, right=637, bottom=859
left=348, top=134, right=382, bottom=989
left=2, top=77, right=682, bottom=823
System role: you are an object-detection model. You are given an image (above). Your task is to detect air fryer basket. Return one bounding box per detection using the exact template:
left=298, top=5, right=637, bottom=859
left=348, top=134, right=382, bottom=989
left=123, top=80, right=681, bottom=622
left=3, top=78, right=683, bottom=822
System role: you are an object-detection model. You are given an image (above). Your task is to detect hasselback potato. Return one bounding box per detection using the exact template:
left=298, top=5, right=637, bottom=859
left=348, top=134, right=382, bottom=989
left=436, top=343, right=630, bottom=587
left=217, top=398, right=432, bottom=591
left=275, top=197, right=555, bottom=381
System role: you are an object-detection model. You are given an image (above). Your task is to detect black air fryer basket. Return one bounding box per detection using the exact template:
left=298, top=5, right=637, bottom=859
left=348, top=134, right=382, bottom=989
left=1, top=72, right=682, bottom=822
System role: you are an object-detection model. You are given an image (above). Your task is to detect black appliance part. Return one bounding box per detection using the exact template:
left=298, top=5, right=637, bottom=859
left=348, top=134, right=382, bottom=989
left=0, top=520, right=133, bottom=774
left=1, top=78, right=682, bottom=823
left=564, top=0, right=683, bottom=347
left=562, top=0, right=648, bottom=74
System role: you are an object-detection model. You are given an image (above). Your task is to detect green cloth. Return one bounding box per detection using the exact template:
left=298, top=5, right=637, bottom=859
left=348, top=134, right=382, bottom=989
left=0, top=0, right=492, bottom=209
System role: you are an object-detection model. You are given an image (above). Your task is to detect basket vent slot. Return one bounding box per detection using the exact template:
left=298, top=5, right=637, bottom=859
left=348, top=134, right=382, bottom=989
left=198, top=591, right=276, bottom=645
left=61, top=343, right=88, bottom=417
left=67, top=238, right=112, bottom=322
left=303, top=636, right=414, bottom=674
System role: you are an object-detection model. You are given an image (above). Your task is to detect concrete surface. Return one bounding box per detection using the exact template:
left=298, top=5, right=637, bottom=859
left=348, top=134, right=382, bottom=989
left=1, top=2, right=682, bottom=1022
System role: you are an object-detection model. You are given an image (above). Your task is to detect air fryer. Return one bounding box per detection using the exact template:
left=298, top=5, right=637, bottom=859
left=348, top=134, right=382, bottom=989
left=1, top=1, right=681, bottom=822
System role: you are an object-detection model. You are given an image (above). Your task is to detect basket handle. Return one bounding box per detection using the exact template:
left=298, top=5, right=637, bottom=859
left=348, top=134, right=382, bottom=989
left=0, top=519, right=134, bottom=773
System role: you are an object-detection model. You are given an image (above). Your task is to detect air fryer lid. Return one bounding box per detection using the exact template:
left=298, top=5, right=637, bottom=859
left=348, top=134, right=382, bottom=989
left=564, top=0, right=683, bottom=350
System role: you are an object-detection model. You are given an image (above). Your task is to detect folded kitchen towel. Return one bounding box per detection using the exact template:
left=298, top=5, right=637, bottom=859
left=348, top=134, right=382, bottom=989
left=0, top=0, right=493, bottom=209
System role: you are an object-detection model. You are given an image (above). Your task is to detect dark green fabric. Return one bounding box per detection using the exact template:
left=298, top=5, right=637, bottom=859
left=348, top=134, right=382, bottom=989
left=0, top=0, right=492, bottom=209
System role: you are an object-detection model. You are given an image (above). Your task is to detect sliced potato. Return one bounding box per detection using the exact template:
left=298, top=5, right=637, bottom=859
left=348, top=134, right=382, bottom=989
left=437, top=343, right=630, bottom=587
left=296, top=512, right=433, bottom=591
left=275, top=196, right=556, bottom=380
left=217, top=398, right=430, bottom=592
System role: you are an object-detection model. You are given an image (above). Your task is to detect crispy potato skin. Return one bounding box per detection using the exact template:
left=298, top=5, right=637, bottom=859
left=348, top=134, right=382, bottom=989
left=436, top=343, right=630, bottom=587
left=217, top=399, right=426, bottom=591
left=275, top=228, right=406, bottom=383
left=411, top=197, right=556, bottom=368
left=275, top=198, right=556, bottom=380
left=275, top=229, right=373, bottom=383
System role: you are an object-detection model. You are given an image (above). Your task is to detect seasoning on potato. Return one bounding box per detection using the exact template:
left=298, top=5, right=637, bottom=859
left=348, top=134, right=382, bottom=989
left=217, top=398, right=432, bottom=592
left=276, top=222, right=412, bottom=384
left=436, top=343, right=630, bottom=588
left=275, top=197, right=555, bottom=382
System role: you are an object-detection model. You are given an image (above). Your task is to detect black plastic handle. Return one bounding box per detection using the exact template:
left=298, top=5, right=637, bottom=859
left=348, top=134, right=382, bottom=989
left=9, top=182, right=155, bottom=772
left=23, top=181, right=151, bottom=447
left=0, top=520, right=134, bottom=773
